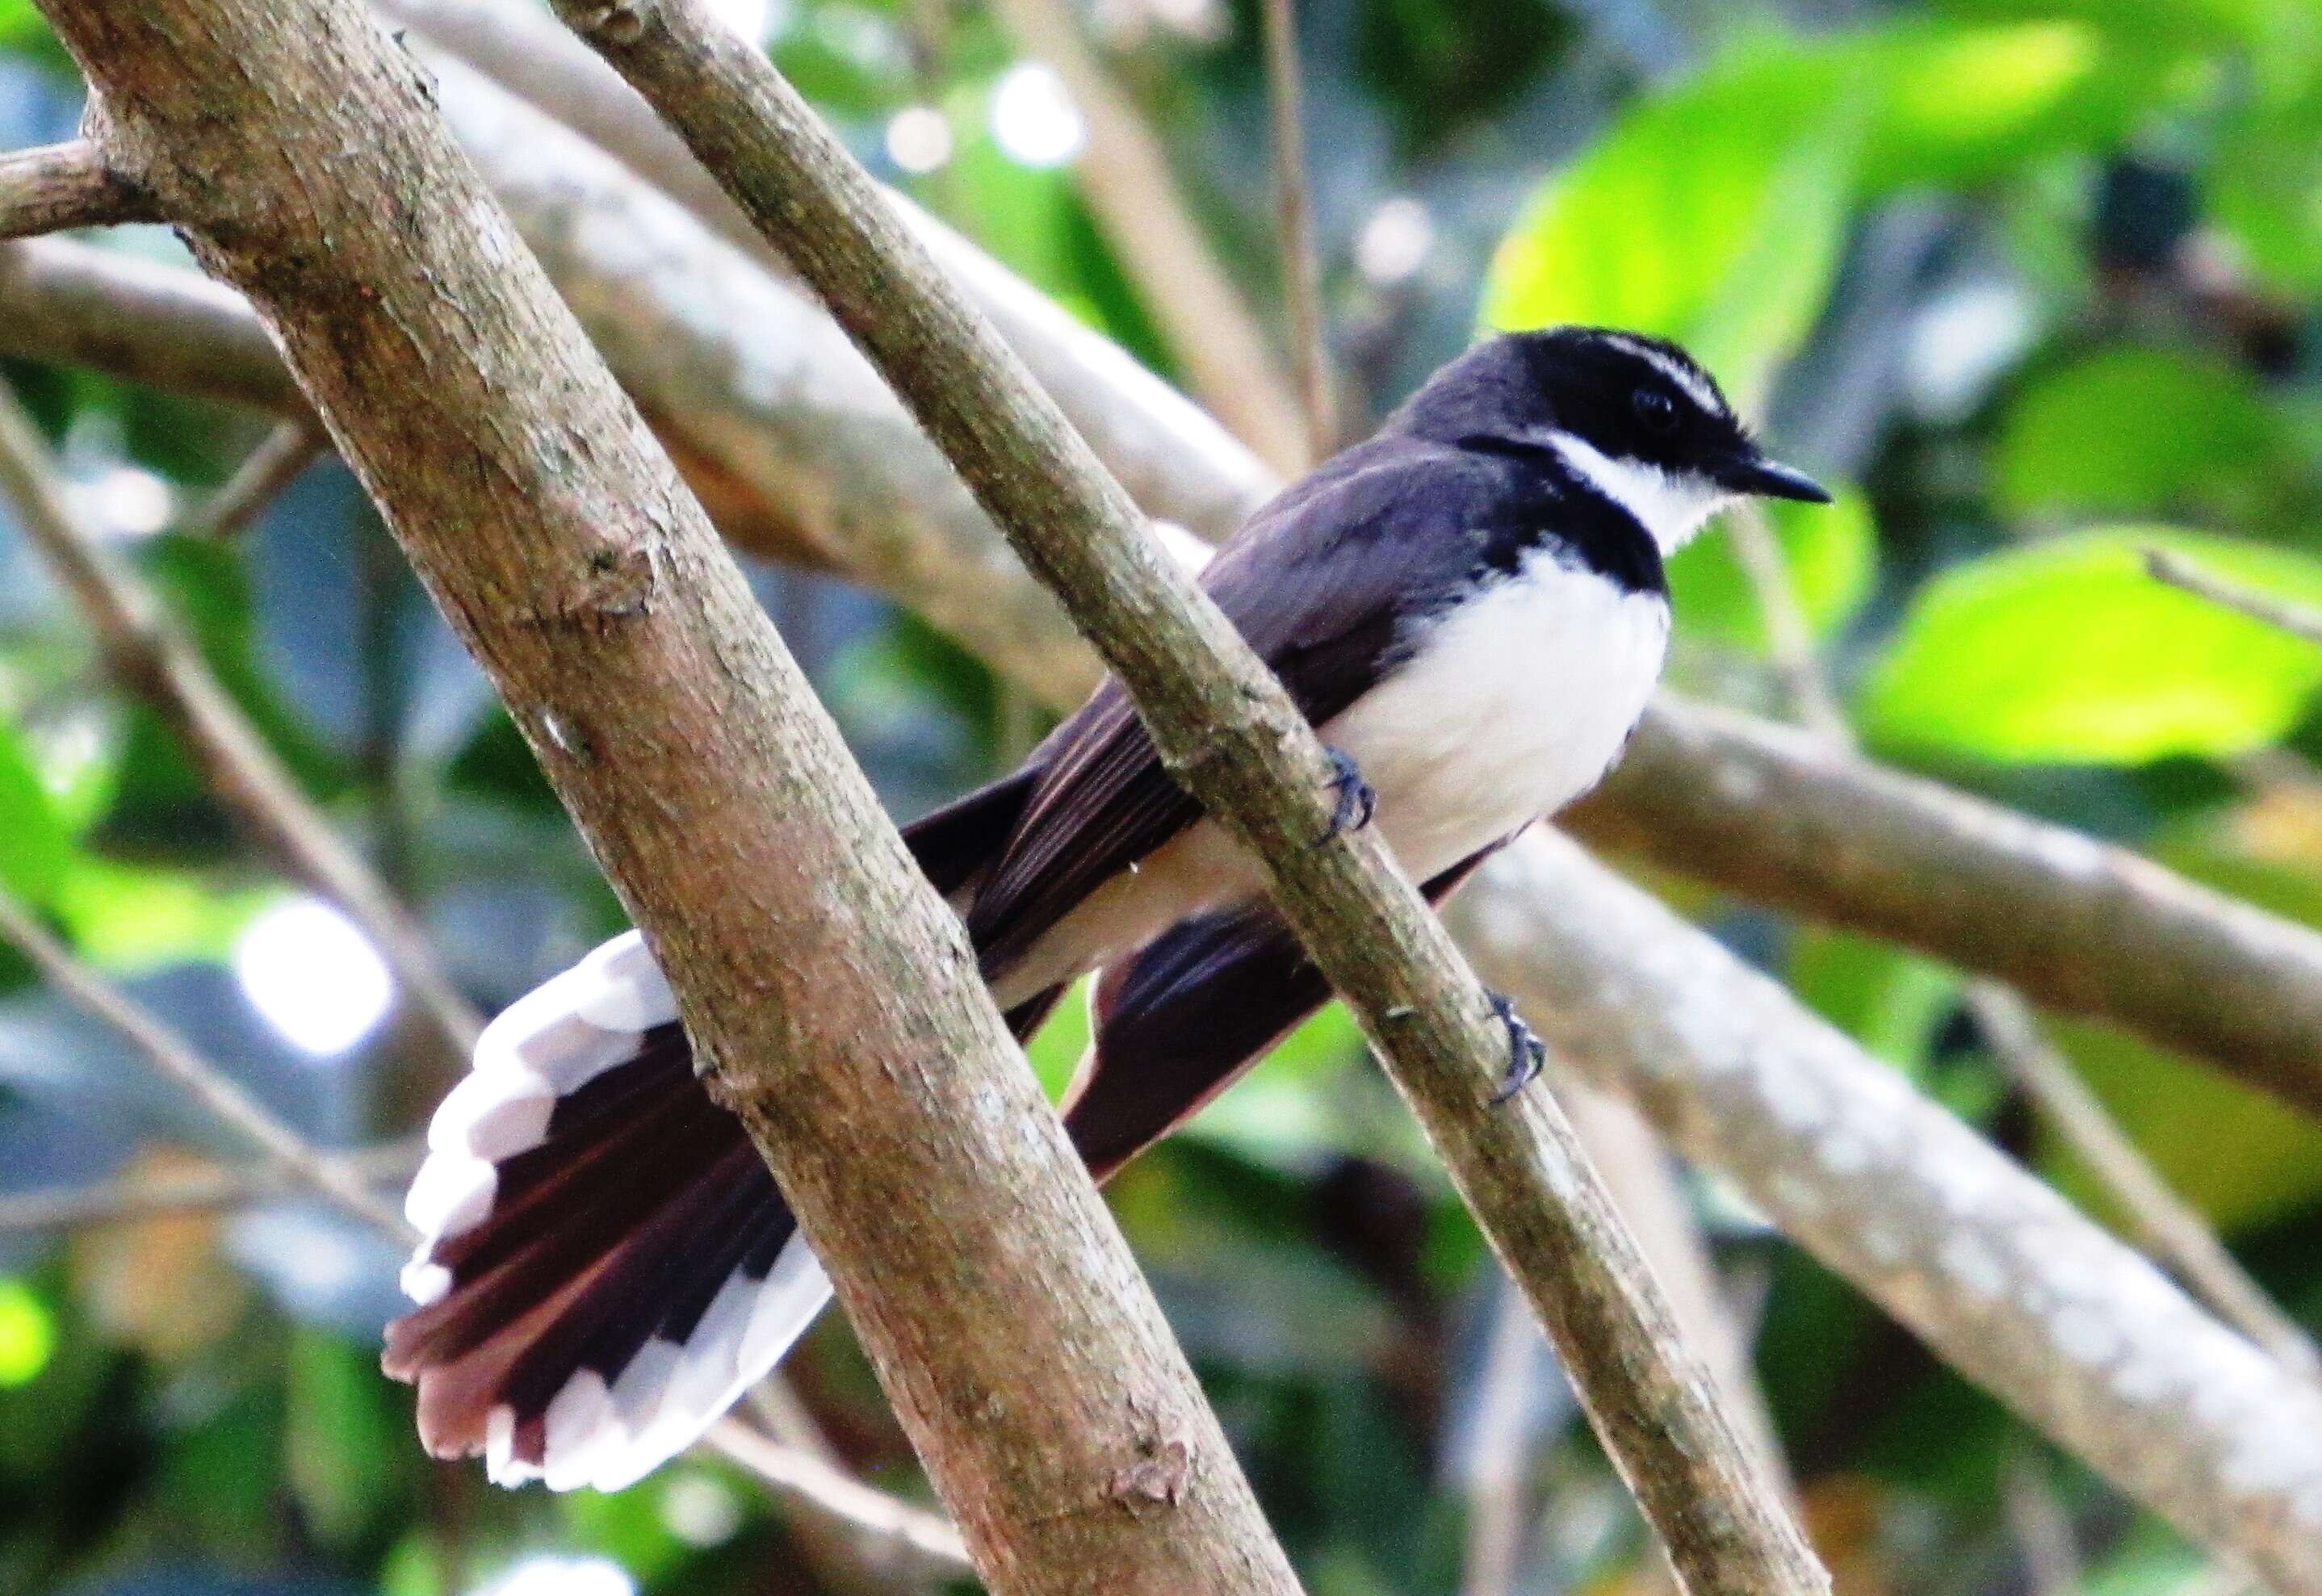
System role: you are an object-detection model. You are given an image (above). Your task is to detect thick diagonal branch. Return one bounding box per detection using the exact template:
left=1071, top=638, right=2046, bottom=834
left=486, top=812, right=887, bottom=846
left=549, top=4, right=1825, bottom=1590
left=36, top=2, right=1300, bottom=1590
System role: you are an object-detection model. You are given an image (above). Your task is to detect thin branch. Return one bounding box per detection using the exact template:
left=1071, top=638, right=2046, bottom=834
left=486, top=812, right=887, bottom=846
left=1729, top=483, right=2322, bottom=1384
left=1973, top=985, right=2322, bottom=1380
left=2001, top=1449, right=2082, bottom=1596
left=182, top=416, right=327, bottom=540
left=549, top=6, right=1825, bottom=1590
left=1457, top=1280, right=1543, bottom=1596
left=984, top=0, right=1311, bottom=475
left=702, top=1419, right=974, bottom=1581
left=39, top=0, right=1300, bottom=1584
left=0, top=886, right=409, bottom=1235
left=0, top=1141, right=421, bottom=1232
left=1256, top=0, right=1334, bottom=461
left=0, top=379, right=484, bottom=1066
left=0, top=140, right=160, bottom=238
left=2147, top=546, right=2322, bottom=646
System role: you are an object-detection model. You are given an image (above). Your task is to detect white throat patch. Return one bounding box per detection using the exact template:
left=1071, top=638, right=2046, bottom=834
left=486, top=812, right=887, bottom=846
left=1546, top=431, right=1730, bottom=555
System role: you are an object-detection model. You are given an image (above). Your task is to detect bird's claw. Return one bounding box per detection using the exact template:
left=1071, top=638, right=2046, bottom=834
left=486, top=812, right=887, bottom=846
left=1487, top=991, right=1545, bottom=1104
left=1318, top=746, right=1377, bottom=844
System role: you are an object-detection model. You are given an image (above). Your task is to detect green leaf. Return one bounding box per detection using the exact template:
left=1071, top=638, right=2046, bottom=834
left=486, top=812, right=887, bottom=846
left=1785, top=927, right=1957, bottom=1071
left=0, top=716, right=70, bottom=908
left=0, top=1280, right=53, bottom=1389
left=1993, top=346, right=2302, bottom=525
left=1668, top=488, right=1878, bottom=652
left=1480, top=46, right=1867, bottom=408
left=284, top=1330, right=408, bottom=1548
left=1860, top=530, right=2322, bottom=764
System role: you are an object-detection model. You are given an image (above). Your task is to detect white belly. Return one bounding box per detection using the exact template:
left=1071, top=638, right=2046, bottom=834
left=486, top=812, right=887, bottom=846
left=992, top=554, right=1669, bottom=1005
left=1322, top=554, right=1670, bottom=882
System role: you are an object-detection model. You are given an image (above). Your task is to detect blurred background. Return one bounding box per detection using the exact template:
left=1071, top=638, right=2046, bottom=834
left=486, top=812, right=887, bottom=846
left=6, top=0, right=2322, bottom=1591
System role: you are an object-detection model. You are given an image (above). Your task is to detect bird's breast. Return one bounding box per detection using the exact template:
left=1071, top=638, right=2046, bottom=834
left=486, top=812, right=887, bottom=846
left=1319, top=553, right=1670, bottom=880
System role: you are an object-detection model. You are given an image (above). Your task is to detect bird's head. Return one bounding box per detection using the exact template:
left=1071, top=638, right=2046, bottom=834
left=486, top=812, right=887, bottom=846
left=1386, top=327, right=1830, bottom=555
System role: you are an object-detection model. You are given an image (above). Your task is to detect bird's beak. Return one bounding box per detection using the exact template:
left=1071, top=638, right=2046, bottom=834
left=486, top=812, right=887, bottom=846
left=1718, top=454, right=1832, bottom=504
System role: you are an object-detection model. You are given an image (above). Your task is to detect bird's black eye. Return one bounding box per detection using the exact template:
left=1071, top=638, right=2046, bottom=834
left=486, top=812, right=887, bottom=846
left=1633, top=387, right=1679, bottom=434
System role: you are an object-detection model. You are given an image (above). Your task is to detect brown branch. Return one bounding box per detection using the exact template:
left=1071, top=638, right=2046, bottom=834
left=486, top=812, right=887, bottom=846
left=702, top=1418, right=974, bottom=1581
left=37, top=1, right=1299, bottom=1587
left=1256, top=0, right=1334, bottom=460
left=0, top=886, right=409, bottom=1235
left=547, top=6, right=1825, bottom=1590
left=182, top=417, right=327, bottom=540
left=983, top=0, right=1310, bottom=475
left=0, top=1141, right=421, bottom=1232
left=0, top=379, right=485, bottom=1067
left=0, top=139, right=160, bottom=238
left=2147, top=546, right=2322, bottom=647
left=1452, top=829, right=2322, bottom=1594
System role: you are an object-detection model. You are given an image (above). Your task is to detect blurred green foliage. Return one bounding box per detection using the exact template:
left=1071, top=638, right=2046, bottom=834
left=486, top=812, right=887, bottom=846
left=7, top=0, right=2322, bottom=1594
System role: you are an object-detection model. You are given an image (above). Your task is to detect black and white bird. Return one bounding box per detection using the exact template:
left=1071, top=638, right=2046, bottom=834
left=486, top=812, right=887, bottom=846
left=383, top=326, right=1828, bottom=1490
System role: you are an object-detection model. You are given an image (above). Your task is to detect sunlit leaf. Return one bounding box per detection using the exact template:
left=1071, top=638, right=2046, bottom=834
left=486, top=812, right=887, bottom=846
left=0, top=714, right=70, bottom=907
left=0, top=1278, right=53, bottom=1388
left=1994, top=346, right=2302, bottom=525
left=1860, top=530, right=2322, bottom=764
left=1669, top=489, right=1879, bottom=652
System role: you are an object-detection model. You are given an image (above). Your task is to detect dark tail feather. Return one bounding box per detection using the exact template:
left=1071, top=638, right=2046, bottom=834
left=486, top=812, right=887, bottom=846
left=385, top=915, right=1066, bottom=1492
left=1065, top=844, right=1503, bottom=1179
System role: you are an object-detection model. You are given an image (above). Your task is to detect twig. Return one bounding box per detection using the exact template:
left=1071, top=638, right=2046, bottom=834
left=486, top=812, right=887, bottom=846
left=1729, top=481, right=2322, bottom=1384
left=2147, top=546, right=2322, bottom=647
left=0, top=1141, right=421, bottom=1231
left=0, top=140, right=161, bottom=238
left=983, top=0, right=1311, bottom=475
left=2001, top=1447, right=2083, bottom=1596
left=1457, top=1280, right=1543, bottom=1596
left=548, top=6, right=1826, bottom=1590
left=0, top=886, right=409, bottom=1235
left=1973, top=984, right=2322, bottom=1379
left=702, top=1418, right=974, bottom=1580
left=1256, top=0, right=1334, bottom=461
left=0, top=379, right=484, bottom=1065
left=182, top=417, right=327, bottom=540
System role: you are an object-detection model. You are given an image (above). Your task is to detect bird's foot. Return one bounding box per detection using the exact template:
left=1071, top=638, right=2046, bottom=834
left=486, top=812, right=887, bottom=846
left=1487, top=991, right=1546, bottom=1104
left=1317, top=746, right=1377, bottom=844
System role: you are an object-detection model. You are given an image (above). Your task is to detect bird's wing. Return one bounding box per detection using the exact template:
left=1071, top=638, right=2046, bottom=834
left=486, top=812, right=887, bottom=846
left=964, top=439, right=1498, bottom=975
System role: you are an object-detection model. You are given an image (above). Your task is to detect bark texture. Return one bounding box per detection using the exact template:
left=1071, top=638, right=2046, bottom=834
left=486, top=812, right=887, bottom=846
left=1454, top=829, right=2322, bottom=1596
left=34, top=4, right=1300, bottom=1590
left=551, top=4, right=1826, bottom=1590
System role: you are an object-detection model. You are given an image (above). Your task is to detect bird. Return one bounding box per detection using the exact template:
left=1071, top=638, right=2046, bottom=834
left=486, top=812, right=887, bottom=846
left=381, top=325, right=1830, bottom=1491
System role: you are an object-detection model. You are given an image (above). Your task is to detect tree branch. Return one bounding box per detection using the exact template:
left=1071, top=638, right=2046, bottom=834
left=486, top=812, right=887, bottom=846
left=0, top=378, right=486, bottom=1068
left=0, top=1141, right=420, bottom=1232
left=182, top=416, right=327, bottom=540
left=702, top=1418, right=973, bottom=1581
left=0, top=139, right=160, bottom=238
left=984, top=0, right=1311, bottom=475
left=1451, top=828, right=2322, bottom=1595
left=36, top=1, right=1300, bottom=1587
left=2147, top=546, right=2322, bottom=647
left=0, top=885, right=409, bottom=1235
left=1256, top=0, right=1335, bottom=460
left=548, top=5, right=1824, bottom=1590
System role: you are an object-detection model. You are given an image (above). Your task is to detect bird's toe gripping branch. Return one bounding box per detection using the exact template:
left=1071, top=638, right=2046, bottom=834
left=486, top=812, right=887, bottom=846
left=1318, top=746, right=1377, bottom=844
left=1487, top=990, right=1546, bottom=1104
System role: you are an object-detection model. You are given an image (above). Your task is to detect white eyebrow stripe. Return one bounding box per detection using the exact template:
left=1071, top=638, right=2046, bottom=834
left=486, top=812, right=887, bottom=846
left=1602, top=334, right=1725, bottom=416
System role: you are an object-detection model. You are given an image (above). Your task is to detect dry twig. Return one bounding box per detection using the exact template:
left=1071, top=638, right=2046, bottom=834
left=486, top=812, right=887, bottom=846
left=0, top=140, right=158, bottom=237
left=1256, top=0, right=1335, bottom=460
left=183, top=417, right=327, bottom=541
left=2147, top=546, right=2322, bottom=647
